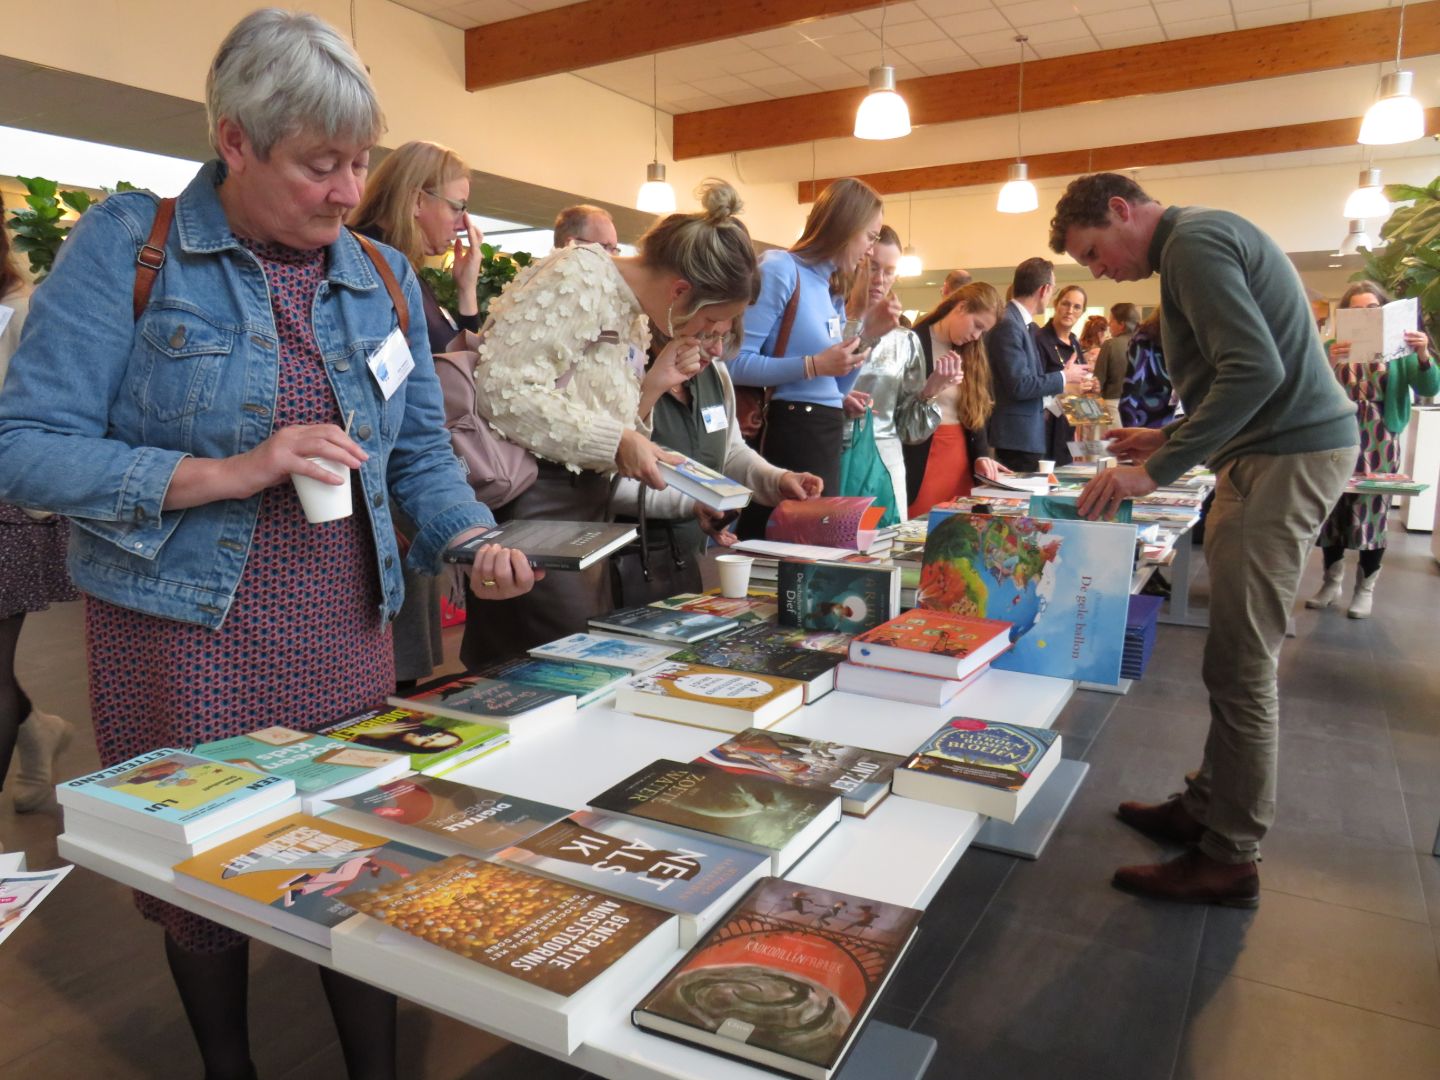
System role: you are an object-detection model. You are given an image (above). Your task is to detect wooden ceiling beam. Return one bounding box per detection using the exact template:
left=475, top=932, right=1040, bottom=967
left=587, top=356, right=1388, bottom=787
left=464, top=0, right=881, bottom=91
left=796, top=108, right=1440, bottom=201
left=676, top=2, right=1440, bottom=159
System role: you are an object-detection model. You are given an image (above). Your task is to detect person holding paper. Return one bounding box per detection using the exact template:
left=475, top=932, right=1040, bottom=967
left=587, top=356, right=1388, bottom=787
left=1307, top=281, right=1434, bottom=618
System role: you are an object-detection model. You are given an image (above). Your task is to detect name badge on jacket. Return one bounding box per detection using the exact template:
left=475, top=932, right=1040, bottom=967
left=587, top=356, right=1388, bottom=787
left=368, top=328, right=414, bottom=400
left=827, top=315, right=843, bottom=340
left=701, top=404, right=728, bottom=433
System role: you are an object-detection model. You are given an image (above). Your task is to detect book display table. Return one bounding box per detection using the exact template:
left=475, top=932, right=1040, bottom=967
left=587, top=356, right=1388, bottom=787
left=59, top=667, right=1074, bottom=1080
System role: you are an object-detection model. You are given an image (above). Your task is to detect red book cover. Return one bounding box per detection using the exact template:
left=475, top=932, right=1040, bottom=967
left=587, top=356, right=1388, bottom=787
left=848, top=609, right=1012, bottom=681
left=766, top=498, right=884, bottom=551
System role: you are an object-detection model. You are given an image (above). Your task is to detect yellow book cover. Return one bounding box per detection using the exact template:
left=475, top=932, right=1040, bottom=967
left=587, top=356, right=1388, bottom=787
left=626, top=662, right=800, bottom=711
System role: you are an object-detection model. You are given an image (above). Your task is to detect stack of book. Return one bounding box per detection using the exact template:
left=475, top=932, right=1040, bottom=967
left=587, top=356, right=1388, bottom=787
left=891, top=718, right=1061, bottom=824
left=195, top=726, right=410, bottom=813
left=616, top=661, right=806, bottom=732
left=668, top=623, right=845, bottom=703
left=1122, top=593, right=1163, bottom=680
left=835, top=609, right=1011, bottom=707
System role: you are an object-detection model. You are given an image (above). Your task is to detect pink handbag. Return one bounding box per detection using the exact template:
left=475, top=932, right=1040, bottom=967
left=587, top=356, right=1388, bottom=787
left=434, top=330, right=538, bottom=510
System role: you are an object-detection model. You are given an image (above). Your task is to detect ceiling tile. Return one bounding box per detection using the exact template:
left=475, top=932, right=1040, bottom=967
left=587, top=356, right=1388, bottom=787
left=739, top=27, right=810, bottom=50
left=449, top=0, right=527, bottom=23
left=1154, top=0, right=1230, bottom=21
left=756, top=79, right=825, bottom=98
left=1004, top=0, right=1091, bottom=22
left=883, top=18, right=952, bottom=46
left=669, top=94, right=726, bottom=113
left=427, top=6, right=482, bottom=29
left=963, top=28, right=1032, bottom=54
left=809, top=72, right=868, bottom=91
left=917, top=0, right=998, bottom=16
left=933, top=9, right=1016, bottom=37
left=689, top=75, right=754, bottom=95
left=853, top=2, right=932, bottom=28
left=1231, top=0, right=1310, bottom=9
left=743, top=66, right=817, bottom=88
left=1014, top=17, right=1095, bottom=45
left=1095, top=27, right=1168, bottom=48
left=1084, top=6, right=1161, bottom=34
left=1234, top=3, right=1311, bottom=28
left=1070, top=0, right=1152, bottom=13
left=510, top=0, right=571, bottom=11
left=820, top=29, right=884, bottom=58
left=1163, top=15, right=1237, bottom=38
left=917, top=55, right=981, bottom=75
left=897, top=38, right=969, bottom=63
left=1310, top=0, right=1390, bottom=15
left=717, top=47, right=776, bottom=75
left=795, top=14, right=866, bottom=39
left=761, top=42, right=834, bottom=67
left=716, top=87, right=771, bottom=105
left=788, top=53, right=866, bottom=79
left=967, top=48, right=1024, bottom=67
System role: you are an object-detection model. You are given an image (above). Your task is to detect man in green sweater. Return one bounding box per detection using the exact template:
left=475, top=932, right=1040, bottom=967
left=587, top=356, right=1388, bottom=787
left=1050, top=173, right=1357, bottom=908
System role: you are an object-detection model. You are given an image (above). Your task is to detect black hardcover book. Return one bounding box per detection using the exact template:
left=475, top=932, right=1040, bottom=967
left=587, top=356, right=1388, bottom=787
left=442, top=520, right=637, bottom=571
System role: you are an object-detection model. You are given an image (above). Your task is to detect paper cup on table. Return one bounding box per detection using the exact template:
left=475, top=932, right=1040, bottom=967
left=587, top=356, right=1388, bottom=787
left=1037, top=459, right=1056, bottom=475
left=290, top=457, right=353, bottom=523
left=715, top=554, right=754, bottom=598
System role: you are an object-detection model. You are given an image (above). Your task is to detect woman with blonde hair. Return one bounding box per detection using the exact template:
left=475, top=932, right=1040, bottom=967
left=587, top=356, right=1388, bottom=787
left=903, top=282, right=1005, bottom=517
left=729, top=177, right=900, bottom=534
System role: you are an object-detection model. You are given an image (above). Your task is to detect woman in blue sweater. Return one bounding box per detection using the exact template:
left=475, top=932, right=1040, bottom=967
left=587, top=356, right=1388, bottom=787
left=729, top=178, right=898, bottom=534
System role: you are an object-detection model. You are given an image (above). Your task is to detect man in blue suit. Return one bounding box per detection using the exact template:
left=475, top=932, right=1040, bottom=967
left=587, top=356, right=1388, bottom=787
left=985, top=257, right=1090, bottom=471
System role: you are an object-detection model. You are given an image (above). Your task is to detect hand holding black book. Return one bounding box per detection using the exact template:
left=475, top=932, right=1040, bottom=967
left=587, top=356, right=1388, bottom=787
left=442, top=521, right=638, bottom=571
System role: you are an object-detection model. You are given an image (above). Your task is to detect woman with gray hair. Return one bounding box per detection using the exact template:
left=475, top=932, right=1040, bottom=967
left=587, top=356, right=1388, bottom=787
left=0, top=10, right=533, bottom=1078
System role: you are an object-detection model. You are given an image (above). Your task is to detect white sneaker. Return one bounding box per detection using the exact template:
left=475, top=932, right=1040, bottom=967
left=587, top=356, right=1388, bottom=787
left=10, top=710, right=73, bottom=813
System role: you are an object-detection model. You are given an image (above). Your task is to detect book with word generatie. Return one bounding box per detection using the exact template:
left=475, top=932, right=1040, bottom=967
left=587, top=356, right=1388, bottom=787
left=529, top=632, right=676, bottom=673
left=694, top=728, right=904, bottom=817
left=194, top=727, right=410, bottom=811
left=617, top=661, right=805, bottom=733
left=633, top=876, right=922, bottom=1080
left=656, top=454, right=753, bottom=511
left=56, top=748, right=296, bottom=843
left=341, top=855, right=673, bottom=996
left=847, top=609, right=1012, bottom=682
left=317, top=705, right=510, bottom=778
left=497, top=810, right=769, bottom=945
left=892, top=718, right=1062, bottom=824
left=171, top=813, right=444, bottom=947
left=316, top=776, right=570, bottom=858
left=441, top=520, right=637, bottom=571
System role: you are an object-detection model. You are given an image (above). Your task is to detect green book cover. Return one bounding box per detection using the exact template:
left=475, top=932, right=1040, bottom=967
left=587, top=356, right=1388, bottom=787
left=317, top=706, right=508, bottom=777
left=777, top=561, right=897, bottom=634
left=468, top=657, right=630, bottom=706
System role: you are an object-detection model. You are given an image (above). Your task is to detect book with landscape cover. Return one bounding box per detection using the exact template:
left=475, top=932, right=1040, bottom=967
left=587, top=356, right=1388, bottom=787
left=387, top=674, right=576, bottom=731
left=847, top=609, right=1012, bottom=681
left=497, top=810, right=769, bottom=944
left=766, top=497, right=884, bottom=551
left=317, top=705, right=510, bottom=778
left=171, top=813, right=444, bottom=946
left=656, top=454, right=753, bottom=511
left=892, top=718, right=1062, bottom=823
left=694, top=728, right=903, bottom=816
left=617, top=661, right=805, bottom=732
left=194, top=727, right=409, bottom=811
left=442, top=520, right=637, bottom=571
left=668, top=624, right=844, bottom=703
left=465, top=657, right=630, bottom=708
left=529, top=632, right=675, bottom=672
left=588, top=759, right=840, bottom=874
left=918, top=511, right=1135, bottom=685
left=590, top=605, right=739, bottom=643
left=341, top=855, right=673, bottom=996
left=56, top=749, right=296, bottom=843
left=317, top=776, right=570, bottom=857
left=633, top=876, right=922, bottom=1080
left=777, top=561, right=900, bottom=635
left=649, top=590, right=779, bottom=626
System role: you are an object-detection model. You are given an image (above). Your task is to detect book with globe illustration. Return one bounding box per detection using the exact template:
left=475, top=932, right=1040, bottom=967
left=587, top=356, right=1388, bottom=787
left=633, top=876, right=921, bottom=1080
left=777, top=561, right=900, bottom=635
left=918, top=511, right=1135, bottom=685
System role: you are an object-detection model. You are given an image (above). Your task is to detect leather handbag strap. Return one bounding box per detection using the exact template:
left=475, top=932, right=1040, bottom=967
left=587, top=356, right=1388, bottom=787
left=132, top=197, right=177, bottom=321
left=350, top=230, right=410, bottom=336
left=772, top=264, right=802, bottom=357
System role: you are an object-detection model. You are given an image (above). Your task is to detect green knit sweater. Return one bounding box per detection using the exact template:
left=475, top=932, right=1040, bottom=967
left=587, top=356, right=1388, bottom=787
left=1144, top=206, right=1358, bottom=486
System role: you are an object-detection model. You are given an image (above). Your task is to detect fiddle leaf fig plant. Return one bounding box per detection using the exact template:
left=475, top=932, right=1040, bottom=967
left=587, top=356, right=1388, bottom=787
left=1360, top=174, right=1440, bottom=344
left=5, top=176, right=138, bottom=280
left=420, top=243, right=533, bottom=324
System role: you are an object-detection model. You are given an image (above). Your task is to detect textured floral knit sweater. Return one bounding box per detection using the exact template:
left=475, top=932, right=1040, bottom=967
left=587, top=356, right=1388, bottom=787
left=474, top=244, right=651, bottom=472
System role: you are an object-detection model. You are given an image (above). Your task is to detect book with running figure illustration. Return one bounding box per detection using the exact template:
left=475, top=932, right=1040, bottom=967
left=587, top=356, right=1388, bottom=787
left=694, top=728, right=903, bottom=817
left=171, top=812, right=443, bottom=946
left=766, top=497, right=884, bottom=551
left=633, top=876, right=922, bottom=1080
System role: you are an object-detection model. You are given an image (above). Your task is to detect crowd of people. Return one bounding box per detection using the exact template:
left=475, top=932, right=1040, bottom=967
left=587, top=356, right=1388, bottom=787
left=0, top=8, right=1433, bottom=1080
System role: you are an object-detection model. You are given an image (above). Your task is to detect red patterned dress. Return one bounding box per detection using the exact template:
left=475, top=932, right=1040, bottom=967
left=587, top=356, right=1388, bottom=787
left=86, top=239, right=395, bottom=952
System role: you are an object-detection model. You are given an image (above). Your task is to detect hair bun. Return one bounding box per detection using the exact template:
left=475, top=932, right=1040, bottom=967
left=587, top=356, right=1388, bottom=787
left=697, top=178, right=742, bottom=223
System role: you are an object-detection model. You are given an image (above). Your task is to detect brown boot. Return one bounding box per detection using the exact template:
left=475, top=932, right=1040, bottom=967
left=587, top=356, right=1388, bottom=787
left=1116, top=794, right=1204, bottom=845
left=1112, top=848, right=1260, bottom=908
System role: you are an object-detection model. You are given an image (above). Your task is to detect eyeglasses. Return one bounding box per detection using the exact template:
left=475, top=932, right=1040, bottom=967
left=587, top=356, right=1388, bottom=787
left=423, top=190, right=467, bottom=215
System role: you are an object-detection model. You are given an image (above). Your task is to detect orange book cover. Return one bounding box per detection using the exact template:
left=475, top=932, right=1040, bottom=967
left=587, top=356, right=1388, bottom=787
left=853, top=610, right=1010, bottom=657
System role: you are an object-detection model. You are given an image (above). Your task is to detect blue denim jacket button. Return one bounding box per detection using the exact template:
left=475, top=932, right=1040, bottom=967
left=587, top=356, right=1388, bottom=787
left=335, top=358, right=350, bottom=372
left=169, top=326, right=186, bottom=349
left=371, top=492, right=383, bottom=508
left=357, top=424, right=372, bottom=440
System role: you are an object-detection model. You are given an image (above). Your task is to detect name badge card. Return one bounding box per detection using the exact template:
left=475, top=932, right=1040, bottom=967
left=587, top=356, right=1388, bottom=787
left=827, top=315, right=843, bottom=341
left=701, top=404, right=728, bottom=433
left=367, top=328, right=414, bottom=400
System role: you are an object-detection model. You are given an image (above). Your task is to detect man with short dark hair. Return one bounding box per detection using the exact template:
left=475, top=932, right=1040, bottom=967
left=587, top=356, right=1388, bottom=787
left=552, top=204, right=619, bottom=253
left=984, top=257, right=1089, bottom=472
left=940, top=268, right=972, bottom=297
left=1054, top=172, right=1358, bottom=908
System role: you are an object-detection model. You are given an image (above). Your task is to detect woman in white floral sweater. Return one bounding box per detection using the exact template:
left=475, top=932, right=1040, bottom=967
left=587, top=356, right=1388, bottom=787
left=462, top=180, right=761, bottom=660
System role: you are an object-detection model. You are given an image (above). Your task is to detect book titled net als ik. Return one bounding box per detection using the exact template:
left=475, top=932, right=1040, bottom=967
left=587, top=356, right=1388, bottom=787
left=633, top=877, right=921, bottom=1080
left=892, top=718, right=1062, bottom=824
left=656, top=454, right=752, bottom=511
left=588, top=759, right=840, bottom=874
left=441, top=520, right=637, bottom=571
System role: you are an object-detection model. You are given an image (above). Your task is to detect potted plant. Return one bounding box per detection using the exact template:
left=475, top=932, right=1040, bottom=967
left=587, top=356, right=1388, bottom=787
left=1361, top=174, right=1440, bottom=344
left=420, top=243, right=533, bottom=324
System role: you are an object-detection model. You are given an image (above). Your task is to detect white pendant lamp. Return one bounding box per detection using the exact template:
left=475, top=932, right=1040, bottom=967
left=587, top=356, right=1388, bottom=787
left=854, top=2, right=911, bottom=140
left=1359, top=4, right=1426, bottom=146
left=1343, top=168, right=1391, bottom=219
left=897, top=192, right=923, bottom=276
left=636, top=56, right=676, bottom=214
left=997, top=36, right=1038, bottom=214
left=1338, top=220, right=1373, bottom=256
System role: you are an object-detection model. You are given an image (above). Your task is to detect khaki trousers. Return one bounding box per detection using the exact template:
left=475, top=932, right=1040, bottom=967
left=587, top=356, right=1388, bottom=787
left=1181, top=447, right=1355, bottom=863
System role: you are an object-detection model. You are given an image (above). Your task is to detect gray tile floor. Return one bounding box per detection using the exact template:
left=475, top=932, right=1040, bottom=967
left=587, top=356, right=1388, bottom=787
left=2, top=532, right=1437, bottom=1078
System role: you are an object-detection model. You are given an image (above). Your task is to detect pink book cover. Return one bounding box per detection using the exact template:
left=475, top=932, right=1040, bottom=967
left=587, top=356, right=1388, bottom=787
left=766, top=498, right=884, bottom=551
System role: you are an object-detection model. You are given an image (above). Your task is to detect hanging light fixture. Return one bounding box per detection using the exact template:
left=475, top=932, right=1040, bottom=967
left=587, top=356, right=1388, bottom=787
left=1359, top=3, right=1425, bottom=145
left=898, top=192, right=923, bottom=277
left=997, top=36, right=1038, bottom=214
left=854, top=1, right=911, bottom=140
left=636, top=55, right=676, bottom=214
left=1338, top=220, right=1373, bottom=256
left=1343, top=167, right=1391, bottom=219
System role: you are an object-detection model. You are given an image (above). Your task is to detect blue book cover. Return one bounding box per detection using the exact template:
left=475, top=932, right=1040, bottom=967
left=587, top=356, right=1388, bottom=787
left=530, top=632, right=675, bottom=671
left=195, top=727, right=408, bottom=796
left=469, top=656, right=630, bottom=705
left=497, top=809, right=767, bottom=916
left=918, top=512, right=1136, bottom=684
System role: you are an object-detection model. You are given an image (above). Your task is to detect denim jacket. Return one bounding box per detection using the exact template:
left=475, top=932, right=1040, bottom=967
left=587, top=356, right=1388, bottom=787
left=0, top=161, right=494, bottom=629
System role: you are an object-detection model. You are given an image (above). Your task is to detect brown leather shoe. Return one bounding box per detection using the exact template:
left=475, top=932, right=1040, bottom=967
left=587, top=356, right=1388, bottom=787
left=1116, top=795, right=1204, bottom=845
left=1112, top=848, right=1260, bottom=908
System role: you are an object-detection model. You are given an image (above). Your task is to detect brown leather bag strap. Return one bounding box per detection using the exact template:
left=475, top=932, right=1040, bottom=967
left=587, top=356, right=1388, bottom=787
left=350, top=230, right=410, bottom=337
left=772, top=265, right=802, bottom=357
left=132, top=197, right=177, bottom=321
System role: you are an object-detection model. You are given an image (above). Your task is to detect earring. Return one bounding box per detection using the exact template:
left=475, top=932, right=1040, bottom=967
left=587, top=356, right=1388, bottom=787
left=665, top=301, right=677, bottom=339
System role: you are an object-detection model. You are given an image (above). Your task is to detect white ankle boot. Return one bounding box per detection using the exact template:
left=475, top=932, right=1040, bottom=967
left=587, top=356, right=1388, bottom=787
left=1306, top=561, right=1345, bottom=609
left=10, top=710, right=72, bottom=813
left=1348, top=569, right=1380, bottom=620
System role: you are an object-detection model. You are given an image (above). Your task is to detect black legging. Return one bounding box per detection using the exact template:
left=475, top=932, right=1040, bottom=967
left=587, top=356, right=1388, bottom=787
left=1322, top=544, right=1383, bottom=577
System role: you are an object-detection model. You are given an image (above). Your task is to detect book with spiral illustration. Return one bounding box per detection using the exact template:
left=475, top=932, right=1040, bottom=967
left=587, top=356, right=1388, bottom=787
left=632, top=876, right=921, bottom=1080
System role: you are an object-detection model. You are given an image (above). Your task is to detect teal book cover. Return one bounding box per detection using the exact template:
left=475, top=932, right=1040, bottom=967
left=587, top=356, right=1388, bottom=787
left=1028, top=493, right=1134, bottom=524
left=777, top=562, right=896, bottom=634
left=470, top=657, right=629, bottom=704
left=918, top=512, right=1135, bottom=685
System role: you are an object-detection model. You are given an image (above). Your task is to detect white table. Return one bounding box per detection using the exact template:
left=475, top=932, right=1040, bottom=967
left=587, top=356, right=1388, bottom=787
left=60, top=667, right=1075, bottom=1080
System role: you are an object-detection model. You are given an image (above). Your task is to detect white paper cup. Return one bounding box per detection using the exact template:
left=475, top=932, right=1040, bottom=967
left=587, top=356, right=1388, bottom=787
left=290, top=457, right=353, bottom=524
left=1037, top=459, right=1057, bottom=475
left=715, top=554, right=754, bottom=598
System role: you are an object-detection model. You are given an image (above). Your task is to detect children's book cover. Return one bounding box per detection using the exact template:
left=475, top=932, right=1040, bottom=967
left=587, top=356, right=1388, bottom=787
left=904, top=718, right=1059, bottom=791
left=195, top=727, right=406, bottom=795
left=58, top=749, right=290, bottom=831
left=777, top=562, right=896, bottom=634
left=918, top=512, right=1134, bottom=684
